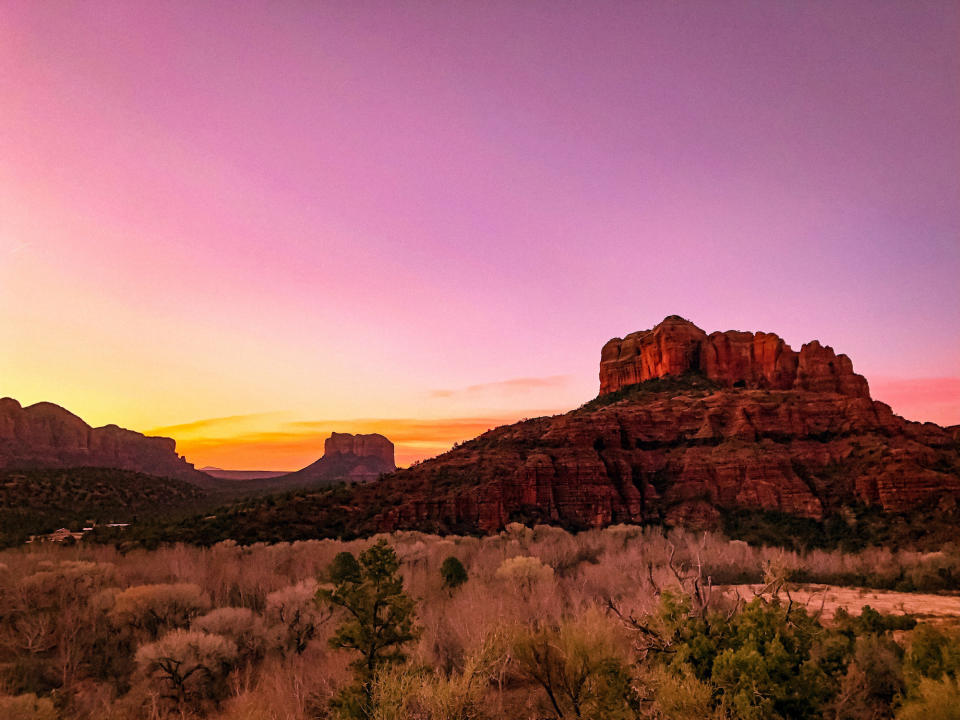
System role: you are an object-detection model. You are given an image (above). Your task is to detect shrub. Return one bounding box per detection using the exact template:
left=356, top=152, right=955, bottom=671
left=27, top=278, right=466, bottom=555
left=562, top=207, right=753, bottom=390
left=510, top=608, right=634, bottom=720
left=440, top=556, right=468, bottom=591
left=495, top=556, right=553, bottom=591
left=0, top=693, right=57, bottom=720
left=370, top=643, right=493, bottom=720
left=135, top=629, right=239, bottom=709
left=897, top=677, right=960, bottom=720
left=265, top=580, right=325, bottom=654
left=110, top=583, right=209, bottom=639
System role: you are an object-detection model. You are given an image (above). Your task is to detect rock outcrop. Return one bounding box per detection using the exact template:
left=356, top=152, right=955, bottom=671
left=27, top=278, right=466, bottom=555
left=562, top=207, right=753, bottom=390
left=276, top=432, right=396, bottom=487
left=323, top=432, right=395, bottom=470
left=599, top=316, right=870, bottom=398
left=0, top=397, right=205, bottom=483
left=318, top=317, right=959, bottom=534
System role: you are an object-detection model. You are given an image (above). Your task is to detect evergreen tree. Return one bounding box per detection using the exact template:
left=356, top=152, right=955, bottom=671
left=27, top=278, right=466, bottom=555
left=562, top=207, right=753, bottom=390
left=317, top=539, right=419, bottom=718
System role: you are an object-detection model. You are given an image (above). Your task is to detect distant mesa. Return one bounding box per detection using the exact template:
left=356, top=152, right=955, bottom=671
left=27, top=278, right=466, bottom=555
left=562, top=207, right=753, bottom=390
left=199, top=467, right=288, bottom=481
left=0, top=393, right=397, bottom=500
left=0, top=397, right=208, bottom=485
left=276, top=432, right=396, bottom=487
left=599, top=315, right=870, bottom=398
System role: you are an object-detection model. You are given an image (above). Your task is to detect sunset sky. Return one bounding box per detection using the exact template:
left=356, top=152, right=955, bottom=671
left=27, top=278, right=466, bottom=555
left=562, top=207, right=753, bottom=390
left=2, top=1, right=958, bottom=470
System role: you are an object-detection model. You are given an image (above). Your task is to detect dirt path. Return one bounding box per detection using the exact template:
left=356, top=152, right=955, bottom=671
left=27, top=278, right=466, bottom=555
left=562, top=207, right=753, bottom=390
left=724, top=584, right=960, bottom=622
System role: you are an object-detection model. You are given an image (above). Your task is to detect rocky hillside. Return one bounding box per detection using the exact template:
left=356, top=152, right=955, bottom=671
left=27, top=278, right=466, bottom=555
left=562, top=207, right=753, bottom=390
left=0, top=398, right=209, bottom=484
left=324, top=317, right=960, bottom=534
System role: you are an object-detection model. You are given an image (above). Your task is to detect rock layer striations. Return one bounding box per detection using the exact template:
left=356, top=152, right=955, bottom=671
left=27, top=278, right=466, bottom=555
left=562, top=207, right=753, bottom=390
left=338, top=317, right=959, bottom=533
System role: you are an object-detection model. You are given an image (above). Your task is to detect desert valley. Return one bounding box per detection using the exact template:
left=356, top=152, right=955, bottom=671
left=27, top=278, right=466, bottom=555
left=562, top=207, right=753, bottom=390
left=2, top=317, right=960, bottom=719
left=3, top=2, right=958, bottom=718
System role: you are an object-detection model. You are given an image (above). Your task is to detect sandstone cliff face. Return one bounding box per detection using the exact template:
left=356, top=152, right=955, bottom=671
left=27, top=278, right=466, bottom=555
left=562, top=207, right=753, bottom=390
left=599, top=316, right=870, bottom=398
left=369, top=388, right=959, bottom=533
left=0, top=397, right=202, bottom=483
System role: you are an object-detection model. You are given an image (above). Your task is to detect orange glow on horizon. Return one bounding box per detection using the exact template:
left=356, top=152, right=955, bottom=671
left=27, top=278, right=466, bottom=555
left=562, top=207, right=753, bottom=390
left=147, top=413, right=562, bottom=471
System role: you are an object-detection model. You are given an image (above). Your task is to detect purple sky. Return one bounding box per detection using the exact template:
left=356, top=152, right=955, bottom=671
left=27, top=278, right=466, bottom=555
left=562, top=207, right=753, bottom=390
left=2, top=1, right=958, bottom=468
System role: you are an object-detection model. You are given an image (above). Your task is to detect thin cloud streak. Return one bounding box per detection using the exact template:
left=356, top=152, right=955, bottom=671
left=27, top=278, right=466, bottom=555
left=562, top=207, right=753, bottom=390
left=145, top=411, right=289, bottom=437
left=430, top=375, right=571, bottom=399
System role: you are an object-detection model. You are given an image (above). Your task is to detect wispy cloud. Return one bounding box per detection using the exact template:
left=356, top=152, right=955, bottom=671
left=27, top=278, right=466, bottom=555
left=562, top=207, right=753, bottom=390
left=430, top=374, right=571, bottom=399
left=146, top=411, right=289, bottom=438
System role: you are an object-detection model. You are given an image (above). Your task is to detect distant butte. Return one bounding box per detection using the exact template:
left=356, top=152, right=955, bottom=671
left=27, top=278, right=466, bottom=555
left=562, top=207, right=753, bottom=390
left=274, top=432, right=396, bottom=487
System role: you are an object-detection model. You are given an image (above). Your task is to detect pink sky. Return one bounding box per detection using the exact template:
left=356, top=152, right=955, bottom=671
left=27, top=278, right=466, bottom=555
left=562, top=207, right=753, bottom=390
left=2, top=1, right=958, bottom=469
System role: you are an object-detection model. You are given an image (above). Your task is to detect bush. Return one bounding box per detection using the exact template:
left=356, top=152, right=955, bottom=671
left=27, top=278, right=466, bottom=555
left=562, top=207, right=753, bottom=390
left=135, top=629, right=239, bottom=710
left=440, top=556, right=468, bottom=590
left=110, top=583, right=209, bottom=639
left=510, top=609, right=635, bottom=719
left=0, top=693, right=57, bottom=720
left=897, top=677, right=960, bottom=720
left=495, top=556, right=553, bottom=591
left=265, top=580, right=325, bottom=654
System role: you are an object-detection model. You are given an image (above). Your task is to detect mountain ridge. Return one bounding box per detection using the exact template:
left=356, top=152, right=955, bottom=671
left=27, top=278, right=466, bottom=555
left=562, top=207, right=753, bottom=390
left=0, top=397, right=210, bottom=485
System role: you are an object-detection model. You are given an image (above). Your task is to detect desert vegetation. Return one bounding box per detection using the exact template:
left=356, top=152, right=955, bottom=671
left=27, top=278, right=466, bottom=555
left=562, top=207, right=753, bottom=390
left=0, top=468, right=206, bottom=548
left=2, top=525, right=960, bottom=719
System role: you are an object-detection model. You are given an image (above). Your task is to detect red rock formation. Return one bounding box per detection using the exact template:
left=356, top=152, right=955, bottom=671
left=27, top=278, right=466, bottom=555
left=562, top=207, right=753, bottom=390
left=600, top=316, right=870, bottom=398
left=324, top=432, right=395, bottom=468
left=0, top=397, right=204, bottom=483
left=277, top=432, right=396, bottom=487
left=363, top=387, right=959, bottom=533
left=317, top=318, right=958, bottom=534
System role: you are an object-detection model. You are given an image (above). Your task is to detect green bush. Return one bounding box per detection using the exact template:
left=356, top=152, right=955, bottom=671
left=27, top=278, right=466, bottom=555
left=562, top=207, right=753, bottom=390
left=439, top=556, right=468, bottom=590
left=906, top=625, right=960, bottom=681
left=897, top=677, right=960, bottom=720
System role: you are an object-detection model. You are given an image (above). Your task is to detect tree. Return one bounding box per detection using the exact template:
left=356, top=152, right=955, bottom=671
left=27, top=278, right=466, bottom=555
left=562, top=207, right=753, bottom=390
left=495, top=555, right=553, bottom=593
left=317, top=539, right=419, bottom=718
left=192, top=607, right=268, bottom=663
left=135, top=629, right=238, bottom=710
left=331, top=551, right=362, bottom=584
left=440, top=556, right=468, bottom=591
left=905, top=624, right=960, bottom=681
left=265, top=580, right=326, bottom=654
left=110, top=583, right=209, bottom=639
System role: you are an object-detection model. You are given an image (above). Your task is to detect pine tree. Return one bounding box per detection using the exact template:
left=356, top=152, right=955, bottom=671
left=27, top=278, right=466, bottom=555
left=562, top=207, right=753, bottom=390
left=317, top=539, right=419, bottom=718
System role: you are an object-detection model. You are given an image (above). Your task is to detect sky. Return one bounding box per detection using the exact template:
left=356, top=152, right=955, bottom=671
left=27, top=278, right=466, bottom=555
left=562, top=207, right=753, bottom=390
left=1, top=1, right=958, bottom=470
